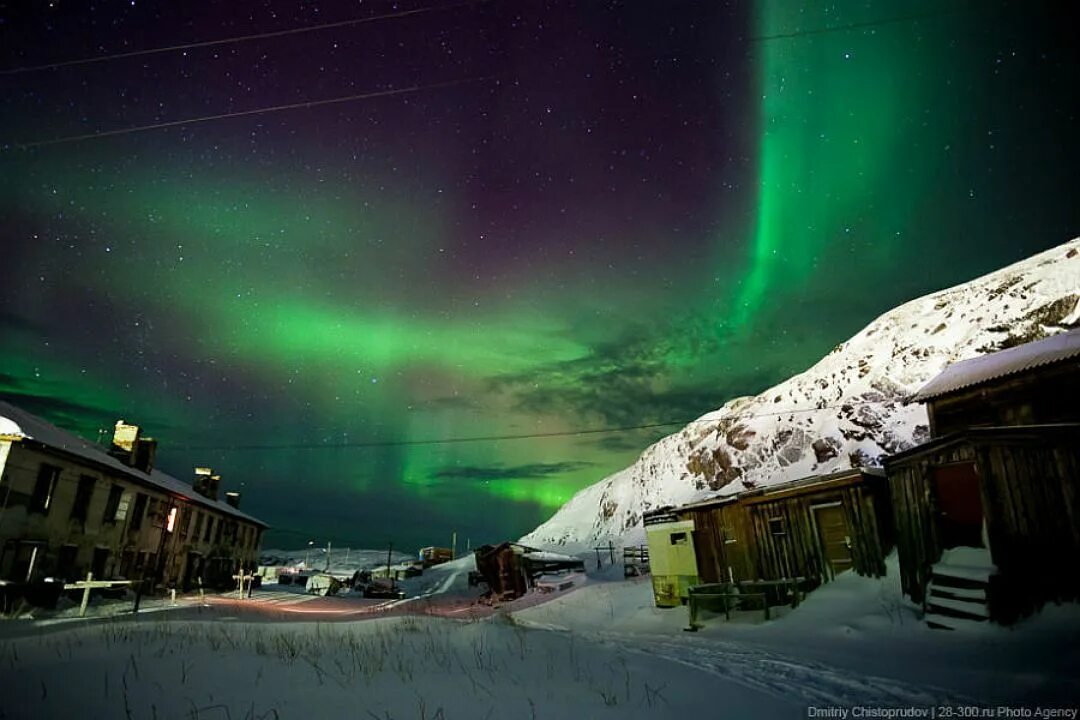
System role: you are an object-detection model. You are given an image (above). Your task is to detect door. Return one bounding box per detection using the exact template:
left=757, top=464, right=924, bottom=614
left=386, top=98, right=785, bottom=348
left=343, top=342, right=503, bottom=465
left=932, top=463, right=984, bottom=549
left=91, top=547, right=109, bottom=578
left=813, top=504, right=853, bottom=578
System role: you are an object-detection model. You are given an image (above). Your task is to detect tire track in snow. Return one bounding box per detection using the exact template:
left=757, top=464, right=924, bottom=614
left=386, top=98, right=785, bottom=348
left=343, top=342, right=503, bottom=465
left=601, top=634, right=977, bottom=707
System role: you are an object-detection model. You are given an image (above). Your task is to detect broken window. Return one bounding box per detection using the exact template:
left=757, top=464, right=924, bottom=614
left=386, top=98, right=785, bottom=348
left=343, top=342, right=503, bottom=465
left=670, top=532, right=688, bottom=545
left=29, top=464, right=60, bottom=514
left=12, top=541, right=45, bottom=582
left=102, top=485, right=123, bottom=524
left=70, top=475, right=96, bottom=523
left=768, top=517, right=787, bottom=537
left=130, top=493, right=148, bottom=531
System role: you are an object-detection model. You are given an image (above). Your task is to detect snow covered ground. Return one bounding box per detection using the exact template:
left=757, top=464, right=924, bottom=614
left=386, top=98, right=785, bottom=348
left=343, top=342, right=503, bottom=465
left=1, top=553, right=1077, bottom=719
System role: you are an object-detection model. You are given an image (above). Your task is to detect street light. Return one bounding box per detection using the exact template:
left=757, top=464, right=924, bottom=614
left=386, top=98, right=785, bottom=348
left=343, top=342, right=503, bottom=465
left=305, top=540, right=314, bottom=568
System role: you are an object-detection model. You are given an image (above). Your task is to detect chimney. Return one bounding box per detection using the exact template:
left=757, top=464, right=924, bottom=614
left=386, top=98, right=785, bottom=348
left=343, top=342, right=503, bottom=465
left=132, top=437, right=157, bottom=473
left=225, top=491, right=241, bottom=509
left=110, top=420, right=157, bottom=472
left=208, top=475, right=221, bottom=502
left=112, top=420, right=139, bottom=452
left=194, top=467, right=213, bottom=498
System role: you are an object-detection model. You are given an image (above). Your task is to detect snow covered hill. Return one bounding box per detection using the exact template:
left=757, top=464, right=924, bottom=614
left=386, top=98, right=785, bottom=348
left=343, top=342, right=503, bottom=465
left=523, top=238, right=1080, bottom=551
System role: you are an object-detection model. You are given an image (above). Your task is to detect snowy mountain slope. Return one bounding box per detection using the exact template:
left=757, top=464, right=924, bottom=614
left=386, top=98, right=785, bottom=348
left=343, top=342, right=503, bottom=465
left=523, top=238, right=1080, bottom=551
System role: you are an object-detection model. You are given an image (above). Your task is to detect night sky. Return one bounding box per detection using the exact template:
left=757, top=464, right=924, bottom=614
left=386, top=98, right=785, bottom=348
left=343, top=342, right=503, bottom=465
left=1, top=1, right=1077, bottom=550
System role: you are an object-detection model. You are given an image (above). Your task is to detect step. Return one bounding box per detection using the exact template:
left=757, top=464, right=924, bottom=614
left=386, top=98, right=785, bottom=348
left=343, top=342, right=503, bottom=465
left=926, top=595, right=990, bottom=620
left=928, top=584, right=987, bottom=602
left=929, top=569, right=991, bottom=589
left=934, top=547, right=996, bottom=583
left=925, top=611, right=990, bottom=631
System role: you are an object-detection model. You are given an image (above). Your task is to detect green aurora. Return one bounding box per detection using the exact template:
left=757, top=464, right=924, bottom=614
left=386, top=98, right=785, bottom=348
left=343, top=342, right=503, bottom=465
left=1, top=1, right=1076, bottom=548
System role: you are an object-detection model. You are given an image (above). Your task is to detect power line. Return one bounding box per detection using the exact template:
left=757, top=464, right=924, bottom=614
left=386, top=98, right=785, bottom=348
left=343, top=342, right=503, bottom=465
left=8, top=74, right=499, bottom=149
left=0, top=0, right=492, bottom=76
left=176, top=399, right=908, bottom=451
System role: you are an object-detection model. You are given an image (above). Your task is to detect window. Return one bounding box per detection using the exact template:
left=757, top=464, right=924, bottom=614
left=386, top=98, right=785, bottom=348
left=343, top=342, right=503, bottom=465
left=768, top=518, right=787, bottom=537
left=56, top=544, right=79, bottom=580
left=119, top=549, right=135, bottom=578
left=214, top=517, right=224, bottom=544
left=721, top=525, right=738, bottom=545
left=29, top=464, right=60, bottom=514
left=669, top=531, right=688, bottom=546
left=102, top=485, right=123, bottom=524
left=91, top=548, right=109, bottom=578
left=179, top=507, right=192, bottom=539
left=70, top=475, right=96, bottom=523
left=204, top=517, right=214, bottom=543
left=12, top=541, right=45, bottom=582
left=193, top=511, right=204, bottom=541
left=129, top=493, right=148, bottom=531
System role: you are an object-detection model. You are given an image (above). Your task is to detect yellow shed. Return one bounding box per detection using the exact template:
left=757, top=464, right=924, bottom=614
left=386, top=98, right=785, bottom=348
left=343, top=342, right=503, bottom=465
left=644, top=512, right=700, bottom=607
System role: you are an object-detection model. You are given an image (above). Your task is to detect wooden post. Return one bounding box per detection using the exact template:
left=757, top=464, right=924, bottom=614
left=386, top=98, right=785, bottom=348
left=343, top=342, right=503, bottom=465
left=608, top=542, right=615, bottom=565
left=79, top=571, right=93, bottom=617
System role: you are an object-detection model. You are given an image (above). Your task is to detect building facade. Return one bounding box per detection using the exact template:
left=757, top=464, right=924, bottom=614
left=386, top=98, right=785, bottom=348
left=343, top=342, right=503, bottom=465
left=0, top=401, right=267, bottom=592
left=885, top=329, right=1080, bottom=624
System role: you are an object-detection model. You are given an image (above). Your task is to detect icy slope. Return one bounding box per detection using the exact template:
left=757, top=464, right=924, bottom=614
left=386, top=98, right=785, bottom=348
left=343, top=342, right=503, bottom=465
left=523, top=238, right=1080, bottom=550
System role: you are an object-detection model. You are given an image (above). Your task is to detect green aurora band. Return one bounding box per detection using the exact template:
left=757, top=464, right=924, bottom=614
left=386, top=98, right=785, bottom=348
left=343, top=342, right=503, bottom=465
left=2, top=1, right=1074, bottom=547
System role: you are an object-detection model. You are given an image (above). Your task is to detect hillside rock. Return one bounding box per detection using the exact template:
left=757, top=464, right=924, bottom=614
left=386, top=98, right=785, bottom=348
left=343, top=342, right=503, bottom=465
left=522, top=238, right=1080, bottom=551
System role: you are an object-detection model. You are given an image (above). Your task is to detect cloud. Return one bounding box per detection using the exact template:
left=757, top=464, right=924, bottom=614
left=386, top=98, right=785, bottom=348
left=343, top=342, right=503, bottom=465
left=431, top=461, right=594, bottom=482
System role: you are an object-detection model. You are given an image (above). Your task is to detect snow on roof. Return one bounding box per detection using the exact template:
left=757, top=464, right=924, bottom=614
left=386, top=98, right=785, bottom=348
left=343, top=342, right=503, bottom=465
left=0, top=400, right=267, bottom=527
left=912, top=328, right=1080, bottom=402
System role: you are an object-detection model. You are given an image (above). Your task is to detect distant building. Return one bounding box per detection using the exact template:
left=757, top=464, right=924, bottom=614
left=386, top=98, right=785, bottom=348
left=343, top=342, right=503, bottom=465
left=885, top=329, right=1080, bottom=626
left=0, top=401, right=268, bottom=592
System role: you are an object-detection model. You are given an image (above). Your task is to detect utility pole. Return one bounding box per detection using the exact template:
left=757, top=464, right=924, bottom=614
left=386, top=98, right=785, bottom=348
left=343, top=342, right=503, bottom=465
left=387, top=541, right=394, bottom=592
left=325, top=541, right=331, bottom=572
left=451, top=530, right=457, bottom=560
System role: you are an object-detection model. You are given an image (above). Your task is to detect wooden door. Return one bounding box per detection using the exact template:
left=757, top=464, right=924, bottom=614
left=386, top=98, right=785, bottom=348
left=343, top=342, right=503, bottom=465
left=814, top=504, right=853, bottom=578
left=932, top=462, right=984, bottom=548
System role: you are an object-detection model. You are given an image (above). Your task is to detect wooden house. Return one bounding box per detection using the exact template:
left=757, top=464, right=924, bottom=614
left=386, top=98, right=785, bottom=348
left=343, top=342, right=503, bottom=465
left=643, top=467, right=892, bottom=608
left=885, top=329, right=1080, bottom=625
left=681, top=468, right=890, bottom=584
left=0, top=401, right=267, bottom=596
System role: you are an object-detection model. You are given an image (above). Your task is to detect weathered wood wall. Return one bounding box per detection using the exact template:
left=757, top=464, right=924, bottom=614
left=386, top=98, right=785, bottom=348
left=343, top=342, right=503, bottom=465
left=887, top=426, right=1080, bottom=620
left=887, top=442, right=973, bottom=604
left=683, top=502, right=753, bottom=584
left=976, top=432, right=1080, bottom=620
left=745, top=485, right=887, bottom=582
left=680, top=473, right=891, bottom=587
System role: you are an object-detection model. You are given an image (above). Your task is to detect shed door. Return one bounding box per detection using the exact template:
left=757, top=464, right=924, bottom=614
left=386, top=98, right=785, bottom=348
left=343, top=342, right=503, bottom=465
left=932, top=462, right=984, bottom=549
left=813, top=504, right=853, bottom=578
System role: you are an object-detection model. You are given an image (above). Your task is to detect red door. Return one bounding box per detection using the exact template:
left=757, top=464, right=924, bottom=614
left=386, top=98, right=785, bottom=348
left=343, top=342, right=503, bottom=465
left=932, top=463, right=984, bottom=548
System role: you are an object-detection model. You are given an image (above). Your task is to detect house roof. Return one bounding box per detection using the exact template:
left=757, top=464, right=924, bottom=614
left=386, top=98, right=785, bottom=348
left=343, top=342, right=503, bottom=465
left=883, top=422, right=1080, bottom=467
left=0, top=400, right=268, bottom=528
left=912, top=328, right=1080, bottom=403
left=674, top=466, right=883, bottom=512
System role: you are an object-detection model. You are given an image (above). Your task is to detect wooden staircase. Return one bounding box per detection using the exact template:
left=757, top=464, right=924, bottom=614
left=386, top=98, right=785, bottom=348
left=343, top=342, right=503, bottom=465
left=924, top=547, right=995, bottom=630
